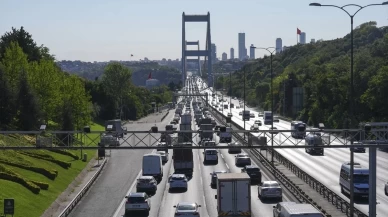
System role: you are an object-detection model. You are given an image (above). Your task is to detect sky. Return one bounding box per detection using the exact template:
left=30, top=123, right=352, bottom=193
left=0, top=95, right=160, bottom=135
left=1, top=0, right=387, bottom=62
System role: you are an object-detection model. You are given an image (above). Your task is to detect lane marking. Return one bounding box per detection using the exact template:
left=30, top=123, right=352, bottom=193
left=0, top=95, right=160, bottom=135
left=225, top=163, right=229, bottom=170
left=220, top=153, right=224, bottom=159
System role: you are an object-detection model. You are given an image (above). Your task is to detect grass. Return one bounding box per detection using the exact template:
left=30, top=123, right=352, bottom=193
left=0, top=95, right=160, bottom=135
left=0, top=122, right=103, bottom=217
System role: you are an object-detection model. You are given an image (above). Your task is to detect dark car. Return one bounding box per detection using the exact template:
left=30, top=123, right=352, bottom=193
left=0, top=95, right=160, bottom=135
left=241, top=165, right=262, bottom=183
left=210, top=171, right=227, bottom=188
left=351, top=142, right=366, bottom=153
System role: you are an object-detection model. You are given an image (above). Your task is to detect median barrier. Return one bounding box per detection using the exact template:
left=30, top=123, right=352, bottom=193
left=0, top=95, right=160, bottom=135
left=161, top=111, right=169, bottom=122
left=57, top=158, right=107, bottom=217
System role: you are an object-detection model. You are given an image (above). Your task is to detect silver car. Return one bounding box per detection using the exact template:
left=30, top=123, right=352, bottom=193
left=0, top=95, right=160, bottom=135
left=173, top=202, right=201, bottom=217
left=157, top=151, right=169, bottom=163
left=136, top=176, right=157, bottom=193
left=235, top=153, right=251, bottom=167
left=258, top=181, right=282, bottom=200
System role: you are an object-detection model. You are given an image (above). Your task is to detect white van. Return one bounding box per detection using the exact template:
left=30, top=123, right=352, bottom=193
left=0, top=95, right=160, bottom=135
left=203, top=149, right=218, bottom=164
left=142, top=154, right=163, bottom=182
left=279, top=203, right=324, bottom=217
left=339, top=162, right=369, bottom=197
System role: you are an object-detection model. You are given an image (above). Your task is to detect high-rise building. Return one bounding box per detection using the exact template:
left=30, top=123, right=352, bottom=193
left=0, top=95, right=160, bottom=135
left=230, top=48, right=234, bottom=60
left=222, top=52, right=227, bottom=61
left=211, top=43, right=217, bottom=63
left=300, top=32, right=306, bottom=44
left=310, top=38, right=315, bottom=43
left=276, top=38, right=282, bottom=54
left=249, top=44, right=255, bottom=59
left=238, top=33, right=246, bottom=60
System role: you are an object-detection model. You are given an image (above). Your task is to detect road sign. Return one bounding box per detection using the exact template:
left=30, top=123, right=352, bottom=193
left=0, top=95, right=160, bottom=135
left=4, top=198, right=14, bottom=215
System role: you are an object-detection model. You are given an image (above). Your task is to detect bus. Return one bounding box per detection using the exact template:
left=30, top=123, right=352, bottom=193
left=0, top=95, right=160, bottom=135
left=291, top=121, right=306, bottom=138
left=263, top=111, right=272, bottom=125
left=339, top=162, right=369, bottom=198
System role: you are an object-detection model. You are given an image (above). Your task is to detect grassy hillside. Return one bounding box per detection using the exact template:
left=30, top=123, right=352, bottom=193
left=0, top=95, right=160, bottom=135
left=0, top=122, right=104, bottom=217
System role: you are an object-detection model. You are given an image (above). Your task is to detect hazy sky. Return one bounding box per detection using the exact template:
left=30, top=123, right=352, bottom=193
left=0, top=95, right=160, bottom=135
left=1, top=0, right=387, bottom=61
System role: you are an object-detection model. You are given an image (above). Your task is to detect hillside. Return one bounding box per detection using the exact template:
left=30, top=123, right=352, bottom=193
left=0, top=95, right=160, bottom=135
left=218, top=22, right=388, bottom=128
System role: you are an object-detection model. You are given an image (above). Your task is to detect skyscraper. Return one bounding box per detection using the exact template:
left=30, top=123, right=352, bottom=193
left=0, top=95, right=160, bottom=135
left=230, top=48, right=234, bottom=60
left=300, top=32, right=306, bottom=44
left=276, top=38, right=282, bottom=54
left=249, top=44, right=255, bottom=59
left=222, top=52, right=227, bottom=61
left=211, top=43, right=217, bottom=63
left=238, top=33, right=246, bottom=60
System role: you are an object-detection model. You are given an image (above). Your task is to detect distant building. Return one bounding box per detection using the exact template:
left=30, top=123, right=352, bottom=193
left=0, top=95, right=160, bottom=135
left=145, top=72, right=160, bottom=89
left=300, top=32, right=306, bottom=44
left=230, top=48, right=234, bottom=60
left=249, top=44, right=255, bottom=59
left=276, top=38, right=282, bottom=54
left=222, top=52, right=227, bottom=61
left=238, top=33, right=246, bottom=60
left=310, top=39, right=315, bottom=43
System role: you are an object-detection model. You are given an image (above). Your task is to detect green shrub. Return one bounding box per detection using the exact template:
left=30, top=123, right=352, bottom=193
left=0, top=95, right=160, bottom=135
left=17, top=151, right=71, bottom=169
left=48, top=149, right=79, bottom=160
left=0, top=159, right=57, bottom=180
left=0, top=171, right=40, bottom=194
left=31, top=180, right=49, bottom=190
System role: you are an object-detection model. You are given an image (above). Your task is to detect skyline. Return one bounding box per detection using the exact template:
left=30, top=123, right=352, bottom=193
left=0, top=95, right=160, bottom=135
left=1, top=0, right=387, bottom=61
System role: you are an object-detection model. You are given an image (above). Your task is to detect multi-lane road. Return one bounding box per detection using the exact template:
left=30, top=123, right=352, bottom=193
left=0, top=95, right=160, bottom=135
left=198, top=78, right=388, bottom=216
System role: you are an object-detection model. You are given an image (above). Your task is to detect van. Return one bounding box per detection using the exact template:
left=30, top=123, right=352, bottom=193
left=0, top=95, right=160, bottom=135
left=105, top=119, right=127, bottom=138
left=203, top=149, right=218, bottom=164
left=305, top=134, right=324, bottom=155
left=142, top=154, right=163, bottom=182
left=339, top=162, right=369, bottom=198
left=279, top=203, right=324, bottom=217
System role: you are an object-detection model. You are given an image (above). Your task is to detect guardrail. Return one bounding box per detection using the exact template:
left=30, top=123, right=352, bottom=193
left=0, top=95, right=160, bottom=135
left=205, top=98, right=367, bottom=217
left=57, top=158, right=107, bottom=217
left=161, top=111, right=170, bottom=121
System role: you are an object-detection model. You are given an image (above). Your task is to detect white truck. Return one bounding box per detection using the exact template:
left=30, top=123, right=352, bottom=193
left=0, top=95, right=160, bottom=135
left=142, top=154, right=163, bottom=182
left=279, top=203, right=324, bottom=217
left=219, top=127, right=232, bottom=143
left=215, top=173, right=251, bottom=217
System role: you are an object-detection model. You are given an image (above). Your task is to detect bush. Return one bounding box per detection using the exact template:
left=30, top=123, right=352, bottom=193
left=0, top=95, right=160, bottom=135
left=48, top=149, right=79, bottom=160
left=18, top=151, right=71, bottom=169
left=31, top=180, right=49, bottom=190
left=0, top=159, right=57, bottom=180
left=0, top=171, right=40, bottom=194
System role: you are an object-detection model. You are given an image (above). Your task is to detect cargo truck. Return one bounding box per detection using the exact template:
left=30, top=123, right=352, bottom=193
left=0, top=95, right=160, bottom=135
left=181, top=113, right=192, bottom=125
left=242, top=110, right=250, bottom=121
left=173, top=142, right=193, bottom=174
left=200, top=124, right=214, bottom=140
left=215, top=173, right=251, bottom=217
left=219, top=127, right=232, bottom=143
left=105, top=119, right=127, bottom=138
left=178, top=124, right=192, bottom=143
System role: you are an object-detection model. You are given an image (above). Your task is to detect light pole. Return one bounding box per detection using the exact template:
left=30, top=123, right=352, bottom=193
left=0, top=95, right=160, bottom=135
left=309, top=2, right=388, bottom=216
left=251, top=45, right=276, bottom=165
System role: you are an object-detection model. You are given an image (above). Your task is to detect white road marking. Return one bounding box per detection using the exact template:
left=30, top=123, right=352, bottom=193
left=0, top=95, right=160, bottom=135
left=225, top=163, right=229, bottom=170
left=220, top=153, right=224, bottom=159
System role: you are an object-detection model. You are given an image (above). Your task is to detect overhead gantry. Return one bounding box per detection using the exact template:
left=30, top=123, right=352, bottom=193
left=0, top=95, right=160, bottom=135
left=182, top=12, right=213, bottom=87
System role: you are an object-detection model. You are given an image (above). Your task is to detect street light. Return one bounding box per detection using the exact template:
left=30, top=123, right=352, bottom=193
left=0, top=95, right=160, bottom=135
left=251, top=45, right=276, bottom=165
left=309, top=2, right=388, bottom=216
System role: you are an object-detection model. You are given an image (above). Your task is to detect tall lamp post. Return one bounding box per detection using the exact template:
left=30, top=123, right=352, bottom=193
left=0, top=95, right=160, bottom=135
left=309, top=2, right=388, bottom=216
left=251, top=45, right=276, bottom=165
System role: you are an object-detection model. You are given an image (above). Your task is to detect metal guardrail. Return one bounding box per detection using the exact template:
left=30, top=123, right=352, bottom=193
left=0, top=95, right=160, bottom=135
left=57, top=158, right=107, bottom=217
left=161, top=111, right=170, bottom=121
left=206, top=98, right=368, bottom=217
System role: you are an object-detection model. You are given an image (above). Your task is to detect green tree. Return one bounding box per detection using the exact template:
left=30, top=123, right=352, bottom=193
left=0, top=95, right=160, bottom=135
left=1, top=42, right=28, bottom=91
left=16, top=70, right=41, bottom=130
left=0, top=66, right=16, bottom=129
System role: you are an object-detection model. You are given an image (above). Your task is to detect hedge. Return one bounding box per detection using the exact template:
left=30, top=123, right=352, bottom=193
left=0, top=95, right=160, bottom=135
left=0, top=166, right=40, bottom=194
left=0, top=159, right=57, bottom=180
left=31, top=180, right=49, bottom=190
left=48, top=149, right=79, bottom=160
left=17, top=151, right=71, bottom=169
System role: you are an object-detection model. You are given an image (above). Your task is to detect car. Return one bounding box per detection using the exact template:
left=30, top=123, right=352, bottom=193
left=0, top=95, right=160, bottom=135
left=124, top=192, right=151, bottom=215
left=156, top=142, right=168, bottom=152
left=351, top=142, right=366, bottom=153
left=250, top=124, right=260, bottom=132
left=385, top=182, right=388, bottom=196
left=157, top=151, right=169, bottom=163
left=273, top=116, right=280, bottom=122
left=272, top=202, right=297, bottom=217
left=210, top=170, right=228, bottom=187
left=258, top=112, right=264, bottom=117
left=250, top=113, right=255, bottom=118
left=173, top=202, right=201, bottom=217
left=228, top=142, right=241, bottom=153
left=169, top=174, right=188, bottom=191
left=254, top=120, right=262, bottom=126
left=235, top=153, right=251, bottom=167
left=236, top=106, right=240, bottom=109
left=170, top=120, right=177, bottom=125
left=258, top=181, right=282, bottom=200
left=228, top=112, right=233, bottom=117
left=239, top=111, right=243, bottom=116
left=241, top=165, right=262, bottom=183
left=136, top=176, right=157, bottom=193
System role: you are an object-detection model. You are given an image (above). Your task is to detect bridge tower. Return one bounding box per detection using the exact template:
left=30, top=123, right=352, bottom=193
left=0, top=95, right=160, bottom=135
left=185, top=41, right=201, bottom=77
left=182, top=12, right=213, bottom=87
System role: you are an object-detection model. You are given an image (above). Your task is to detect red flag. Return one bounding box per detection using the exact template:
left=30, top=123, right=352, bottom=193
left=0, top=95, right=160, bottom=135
left=297, top=28, right=301, bottom=35
left=148, top=72, right=152, bottom=79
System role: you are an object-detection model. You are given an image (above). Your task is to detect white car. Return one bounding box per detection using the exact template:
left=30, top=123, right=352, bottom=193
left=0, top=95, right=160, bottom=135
left=157, top=151, right=169, bottom=163
left=124, top=192, right=151, bottom=215
left=173, top=202, right=201, bottom=217
left=136, top=176, right=157, bottom=192
left=169, top=174, right=188, bottom=190
left=235, top=153, right=251, bottom=167
left=258, top=181, right=282, bottom=200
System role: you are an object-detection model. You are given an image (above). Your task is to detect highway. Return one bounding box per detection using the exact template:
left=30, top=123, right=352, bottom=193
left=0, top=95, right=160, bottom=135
left=197, top=78, right=388, bottom=216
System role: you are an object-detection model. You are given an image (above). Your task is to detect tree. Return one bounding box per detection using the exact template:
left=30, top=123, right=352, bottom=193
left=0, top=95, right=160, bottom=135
left=16, top=70, right=41, bottom=130
left=1, top=42, right=28, bottom=91
left=0, top=26, right=54, bottom=62
left=0, top=66, right=16, bottom=129
left=168, top=81, right=176, bottom=91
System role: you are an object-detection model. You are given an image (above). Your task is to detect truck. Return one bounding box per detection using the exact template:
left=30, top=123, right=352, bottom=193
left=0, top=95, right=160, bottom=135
left=200, top=124, right=214, bottom=140
left=181, top=113, right=192, bottom=125
left=291, top=121, right=307, bottom=139
left=224, top=104, right=228, bottom=110
left=230, top=103, right=234, bottom=109
left=215, top=173, right=251, bottom=217
left=105, top=119, right=127, bottom=138
left=305, top=133, right=324, bottom=155
left=173, top=142, right=193, bottom=174
left=242, top=110, right=250, bottom=121
left=178, top=124, right=192, bottom=143
left=175, top=108, right=182, bottom=116
left=142, top=154, right=163, bottom=181
left=263, top=111, right=272, bottom=125
left=219, top=127, right=232, bottom=143
left=279, top=203, right=324, bottom=217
